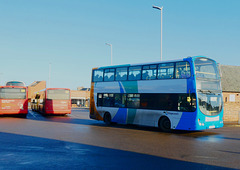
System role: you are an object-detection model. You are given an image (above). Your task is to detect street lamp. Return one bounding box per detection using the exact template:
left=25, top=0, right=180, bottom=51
left=49, top=62, right=51, bottom=88
left=153, top=5, right=163, bottom=61
left=105, top=43, right=112, bottom=65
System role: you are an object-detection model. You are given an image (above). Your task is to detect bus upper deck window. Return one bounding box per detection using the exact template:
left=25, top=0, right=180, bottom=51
left=158, top=63, right=174, bottom=79
left=142, top=65, right=157, bottom=80
left=116, top=67, right=128, bottom=81
left=104, top=69, right=115, bottom=82
left=175, top=62, right=191, bottom=79
left=93, top=70, right=103, bottom=82
left=128, top=66, right=141, bottom=81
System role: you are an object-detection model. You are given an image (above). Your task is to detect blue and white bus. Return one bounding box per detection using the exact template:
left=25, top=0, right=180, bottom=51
left=90, top=56, right=223, bottom=131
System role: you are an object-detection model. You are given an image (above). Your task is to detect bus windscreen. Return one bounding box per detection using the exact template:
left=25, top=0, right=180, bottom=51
left=47, top=90, right=70, bottom=100
left=0, top=88, right=26, bottom=99
left=6, top=81, right=25, bottom=87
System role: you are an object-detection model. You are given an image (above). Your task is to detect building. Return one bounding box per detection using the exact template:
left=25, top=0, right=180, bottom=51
left=71, top=87, right=90, bottom=107
left=27, top=82, right=90, bottom=108
left=221, top=65, right=240, bottom=124
left=28, top=81, right=47, bottom=102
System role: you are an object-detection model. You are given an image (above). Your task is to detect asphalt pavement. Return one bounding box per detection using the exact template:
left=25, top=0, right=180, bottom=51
left=0, top=108, right=238, bottom=170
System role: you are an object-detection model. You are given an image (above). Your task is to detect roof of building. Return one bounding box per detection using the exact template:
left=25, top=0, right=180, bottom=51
left=220, top=65, right=240, bottom=92
left=80, top=88, right=90, bottom=91
left=29, top=81, right=42, bottom=87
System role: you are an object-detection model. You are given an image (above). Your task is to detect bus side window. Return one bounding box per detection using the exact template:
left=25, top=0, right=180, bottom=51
left=175, top=62, right=191, bottom=79
left=178, top=93, right=196, bottom=112
left=114, top=94, right=126, bottom=107
left=104, top=69, right=115, bottom=82
left=116, top=67, right=128, bottom=81
left=142, top=65, right=157, bottom=80
left=158, top=63, right=174, bottom=79
left=102, top=93, right=114, bottom=107
left=127, top=94, right=140, bottom=108
left=97, top=94, right=103, bottom=106
left=93, top=70, right=103, bottom=82
left=128, top=66, right=142, bottom=81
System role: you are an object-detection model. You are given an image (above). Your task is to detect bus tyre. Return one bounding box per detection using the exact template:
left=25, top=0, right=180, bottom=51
left=159, top=117, right=171, bottom=132
left=103, top=112, right=112, bottom=126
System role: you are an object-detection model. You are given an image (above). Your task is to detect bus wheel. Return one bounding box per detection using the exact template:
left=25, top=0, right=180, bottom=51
left=159, top=117, right=171, bottom=132
left=103, top=112, right=112, bottom=125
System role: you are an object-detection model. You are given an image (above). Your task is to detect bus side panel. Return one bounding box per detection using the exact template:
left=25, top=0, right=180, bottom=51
left=131, top=109, right=183, bottom=128
left=137, top=79, right=188, bottom=94
left=175, top=111, right=197, bottom=130
left=90, top=82, right=103, bottom=120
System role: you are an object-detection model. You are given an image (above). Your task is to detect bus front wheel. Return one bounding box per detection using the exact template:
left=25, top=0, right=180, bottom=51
left=103, top=112, right=112, bottom=125
left=159, top=117, right=171, bottom=132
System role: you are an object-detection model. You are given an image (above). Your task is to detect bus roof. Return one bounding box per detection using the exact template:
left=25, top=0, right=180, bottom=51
left=93, top=56, right=211, bottom=70
left=0, top=86, right=27, bottom=89
left=5, top=81, right=25, bottom=87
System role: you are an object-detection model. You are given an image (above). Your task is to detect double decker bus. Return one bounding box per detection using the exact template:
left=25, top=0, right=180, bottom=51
left=6, top=80, right=25, bottom=87
left=0, top=86, right=28, bottom=117
left=32, top=88, right=71, bottom=115
left=90, top=56, right=223, bottom=131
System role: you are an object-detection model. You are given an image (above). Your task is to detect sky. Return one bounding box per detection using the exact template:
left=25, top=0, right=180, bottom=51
left=0, top=0, right=239, bottom=89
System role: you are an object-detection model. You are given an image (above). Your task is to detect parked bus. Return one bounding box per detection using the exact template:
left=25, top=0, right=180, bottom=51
left=0, top=86, right=28, bottom=117
left=90, top=56, right=223, bottom=131
left=6, top=81, right=25, bottom=87
left=32, top=88, right=71, bottom=115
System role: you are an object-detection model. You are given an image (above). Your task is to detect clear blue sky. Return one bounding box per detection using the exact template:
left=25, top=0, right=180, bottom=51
left=0, top=0, right=239, bottom=89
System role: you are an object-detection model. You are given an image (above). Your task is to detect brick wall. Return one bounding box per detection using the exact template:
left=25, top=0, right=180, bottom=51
left=28, top=81, right=46, bottom=100
left=71, top=90, right=90, bottom=99
left=223, top=92, right=240, bottom=123
left=71, top=90, right=90, bottom=107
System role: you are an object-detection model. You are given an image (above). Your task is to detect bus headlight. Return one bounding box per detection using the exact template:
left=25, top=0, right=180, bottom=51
left=198, top=119, right=204, bottom=126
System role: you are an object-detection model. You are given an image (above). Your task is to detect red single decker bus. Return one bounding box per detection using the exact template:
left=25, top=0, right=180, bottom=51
left=33, top=88, right=71, bottom=115
left=0, top=86, right=28, bottom=117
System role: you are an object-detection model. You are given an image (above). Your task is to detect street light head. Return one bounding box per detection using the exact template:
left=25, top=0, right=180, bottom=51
left=153, top=5, right=163, bottom=10
left=105, top=43, right=112, bottom=46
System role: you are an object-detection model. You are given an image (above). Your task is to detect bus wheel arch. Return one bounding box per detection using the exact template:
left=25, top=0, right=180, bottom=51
left=103, top=112, right=112, bottom=125
left=158, top=116, right=171, bottom=132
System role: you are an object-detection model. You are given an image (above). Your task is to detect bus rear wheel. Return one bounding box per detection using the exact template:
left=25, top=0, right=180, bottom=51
left=103, top=112, right=112, bottom=125
left=159, top=117, right=171, bottom=132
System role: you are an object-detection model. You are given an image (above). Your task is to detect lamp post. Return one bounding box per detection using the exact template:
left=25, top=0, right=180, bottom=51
left=153, top=5, right=163, bottom=61
left=49, top=63, right=51, bottom=88
left=105, top=43, right=112, bottom=65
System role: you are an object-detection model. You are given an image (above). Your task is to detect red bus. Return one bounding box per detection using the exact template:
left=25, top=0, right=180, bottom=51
left=0, top=86, right=28, bottom=117
left=32, top=88, right=71, bottom=115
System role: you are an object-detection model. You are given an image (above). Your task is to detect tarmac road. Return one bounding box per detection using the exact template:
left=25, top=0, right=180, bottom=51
left=0, top=108, right=239, bottom=169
